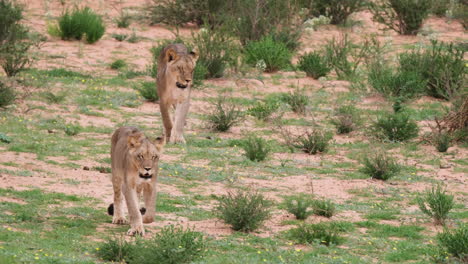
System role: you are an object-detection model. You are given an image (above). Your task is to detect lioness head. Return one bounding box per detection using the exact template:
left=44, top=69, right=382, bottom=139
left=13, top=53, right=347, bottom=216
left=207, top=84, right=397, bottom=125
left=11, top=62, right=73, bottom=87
left=127, top=132, right=165, bottom=179
left=164, top=48, right=198, bottom=89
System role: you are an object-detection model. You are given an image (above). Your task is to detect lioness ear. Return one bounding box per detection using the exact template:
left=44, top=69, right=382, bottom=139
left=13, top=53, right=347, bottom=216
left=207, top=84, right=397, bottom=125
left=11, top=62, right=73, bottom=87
left=127, top=132, right=143, bottom=149
left=189, top=49, right=198, bottom=62
left=154, top=136, right=165, bottom=153
left=165, top=48, right=179, bottom=63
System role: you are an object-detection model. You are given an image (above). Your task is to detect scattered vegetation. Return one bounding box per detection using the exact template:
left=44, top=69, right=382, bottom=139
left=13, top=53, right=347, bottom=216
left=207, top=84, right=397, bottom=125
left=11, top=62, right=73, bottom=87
left=437, top=224, right=468, bottom=261
left=361, top=152, right=401, bottom=180
left=112, top=33, right=128, bottom=41
left=301, top=0, right=366, bottom=25
left=0, top=80, right=15, bottom=108
left=294, top=129, right=333, bottom=155
left=282, top=194, right=314, bottom=220
left=110, top=59, right=127, bottom=70
left=115, top=12, right=131, bottom=28
left=215, top=190, right=271, bottom=232
left=241, top=134, right=271, bottom=162
left=63, top=123, right=82, bottom=136
left=42, top=91, right=67, bottom=104
left=373, top=111, right=419, bottom=142
left=207, top=96, right=244, bottom=132
left=288, top=222, right=344, bottom=246
left=58, top=7, right=105, bottom=44
left=417, top=184, right=454, bottom=225
left=245, top=36, right=292, bottom=73
left=311, top=198, right=336, bottom=218
left=297, top=52, right=331, bottom=79
left=370, top=0, right=432, bottom=35
left=135, top=81, right=158, bottom=102
left=97, top=236, right=134, bottom=263
left=247, top=100, right=280, bottom=121
left=331, top=105, right=361, bottom=134
left=431, top=131, right=452, bottom=153
left=281, top=88, right=309, bottom=115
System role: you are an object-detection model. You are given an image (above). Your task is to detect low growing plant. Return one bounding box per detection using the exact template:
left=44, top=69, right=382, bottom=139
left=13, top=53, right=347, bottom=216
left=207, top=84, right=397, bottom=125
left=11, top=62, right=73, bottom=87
left=298, top=52, right=331, bottom=79
left=432, top=131, right=452, bottom=153
left=110, top=59, right=127, bottom=70
left=281, top=88, right=309, bottom=115
left=215, top=189, right=271, bottom=232
left=207, top=96, right=244, bottom=132
left=437, top=224, right=468, bottom=261
left=135, top=81, right=158, bottom=102
left=58, top=7, right=105, bottom=44
left=360, top=152, right=401, bottom=180
left=373, top=111, right=419, bottom=142
left=417, top=184, right=454, bottom=225
left=63, top=123, right=82, bottom=136
left=245, top=36, right=292, bottom=73
left=0, top=81, right=15, bottom=108
left=112, top=33, right=127, bottom=42
left=97, top=236, right=134, bottom=263
left=330, top=104, right=361, bottom=134
left=241, top=134, right=271, bottom=162
left=282, top=194, right=314, bottom=220
left=42, top=91, right=67, bottom=104
left=247, top=100, right=280, bottom=121
left=288, top=222, right=344, bottom=246
left=311, top=198, right=336, bottom=218
left=294, top=129, right=333, bottom=155
left=301, top=0, right=367, bottom=25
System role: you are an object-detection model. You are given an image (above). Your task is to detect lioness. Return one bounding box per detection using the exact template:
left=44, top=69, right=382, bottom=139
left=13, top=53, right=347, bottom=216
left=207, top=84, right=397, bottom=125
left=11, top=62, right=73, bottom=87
left=107, top=126, right=164, bottom=236
left=157, top=43, right=198, bottom=143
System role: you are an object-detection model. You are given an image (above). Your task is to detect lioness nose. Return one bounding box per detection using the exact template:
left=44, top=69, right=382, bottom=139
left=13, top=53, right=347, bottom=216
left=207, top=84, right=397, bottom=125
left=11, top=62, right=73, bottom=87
left=144, top=167, right=151, bottom=171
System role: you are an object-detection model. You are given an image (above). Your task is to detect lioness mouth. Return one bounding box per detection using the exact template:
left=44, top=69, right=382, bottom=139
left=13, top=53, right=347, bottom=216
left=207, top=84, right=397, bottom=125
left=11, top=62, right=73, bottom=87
left=139, top=173, right=153, bottom=179
left=176, top=82, right=187, bottom=89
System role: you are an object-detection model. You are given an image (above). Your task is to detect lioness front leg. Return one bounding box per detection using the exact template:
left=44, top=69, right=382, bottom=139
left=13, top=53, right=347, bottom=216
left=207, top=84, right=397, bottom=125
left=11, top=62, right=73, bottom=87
left=170, top=99, right=190, bottom=144
left=160, top=101, right=173, bottom=142
left=142, top=184, right=156, bottom=223
left=111, top=172, right=127, bottom=224
left=123, top=186, right=144, bottom=236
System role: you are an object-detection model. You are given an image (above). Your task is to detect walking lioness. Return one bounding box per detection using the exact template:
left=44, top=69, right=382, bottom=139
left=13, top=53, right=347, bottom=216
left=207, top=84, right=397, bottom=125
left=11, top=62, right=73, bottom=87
left=108, top=126, right=164, bottom=236
left=157, top=43, right=198, bottom=143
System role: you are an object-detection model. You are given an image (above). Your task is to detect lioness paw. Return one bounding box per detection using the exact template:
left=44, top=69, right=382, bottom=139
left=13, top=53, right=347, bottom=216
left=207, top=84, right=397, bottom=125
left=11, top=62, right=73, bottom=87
left=112, top=216, right=127, bottom=225
left=170, top=134, right=185, bottom=144
left=127, top=226, right=145, bottom=236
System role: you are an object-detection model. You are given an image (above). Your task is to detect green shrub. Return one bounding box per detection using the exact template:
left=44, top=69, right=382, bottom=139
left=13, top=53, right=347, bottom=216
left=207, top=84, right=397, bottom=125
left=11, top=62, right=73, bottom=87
left=452, top=1, right=468, bottom=30
left=241, top=134, right=271, bottom=162
left=42, top=91, right=67, bottom=104
left=368, top=62, right=426, bottom=101
left=417, top=184, right=454, bottom=225
left=112, top=33, right=127, bottom=42
left=247, top=100, right=279, bottom=121
left=0, top=81, right=15, bottom=108
left=288, top=222, right=344, bottom=245
left=120, top=70, right=146, bottom=79
left=331, top=104, right=361, bottom=134
left=360, top=152, right=401, bottom=180
left=148, top=0, right=221, bottom=26
left=294, top=129, right=333, bottom=155
left=432, top=131, right=452, bottom=153
left=193, top=63, right=208, bottom=87
left=127, top=31, right=140, bottom=43
left=437, top=224, right=468, bottom=261
left=281, top=88, right=309, bottom=115
left=431, top=0, right=450, bottom=16
left=269, top=28, right=302, bottom=52
left=399, top=41, right=466, bottom=100
left=207, top=96, right=244, bottom=132
left=115, top=12, right=131, bottom=28
left=135, top=81, right=158, bottom=102
left=97, top=236, right=134, bottom=263
left=369, top=0, right=432, bottom=35
left=0, top=133, right=12, bottom=143
left=64, top=123, right=82, bottom=136
left=216, top=190, right=271, bottom=232
left=282, top=194, right=314, bottom=220
left=373, top=112, right=419, bottom=142
left=133, top=225, right=206, bottom=264
left=58, top=7, right=105, bottom=44
left=245, top=36, right=292, bottom=73
left=301, top=0, right=367, bottom=25
left=110, top=59, right=127, bottom=70
left=312, top=198, right=336, bottom=218
left=298, top=52, right=331, bottom=79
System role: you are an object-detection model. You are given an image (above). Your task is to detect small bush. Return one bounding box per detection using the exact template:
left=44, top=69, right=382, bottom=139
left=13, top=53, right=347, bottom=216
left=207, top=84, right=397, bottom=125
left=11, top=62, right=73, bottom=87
left=452, top=1, right=468, bottom=30
left=112, top=33, right=127, bottom=41
left=417, top=184, right=454, bottom=225
left=115, top=12, right=131, bottom=28
left=298, top=52, right=331, bottom=79
left=127, top=31, right=140, bottom=43
left=245, top=36, right=292, bottom=73
left=0, top=133, right=12, bottom=143
left=294, top=129, right=333, bottom=155
left=369, top=0, right=432, bottom=35
left=133, top=225, right=206, bottom=264
left=361, top=152, right=401, bottom=180
left=301, top=0, right=366, bottom=25
left=207, top=96, right=244, bottom=132
left=432, top=131, right=452, bottom=153
left=110, top=59, right=127, bottom=70
left=282, top=194, right=314, bottom=220
left=241, top=134, right=271, bottom=162
left=193, top=63, right=208, bottom=87
left=247, top=100, right=280, bottom=121
left=215, top=190, right=271, bottom=232
left=269, top=28, right=302, bottom=52
left=0, top=81, right=15, bottom=108
left=42, top=91, right=66, bottom=104
left=58, top=7, right=105, bottom=44
left=288, top=222, right=344, bottom=246
left=331, top=105, right=361, bottom=134
left=97, top=236, right=134, bottom=263
left=437, top=224, right=468, bottom=261
left=431, top=0, right=450, bottom=16
left=373, top=111, right=419, bottom=142
left=135, top=81, right=158, bottom=102
left=281, top=88, right=309, bottom=115
left=399, top=41, right=466, bottom=100
left=64, top=123, right=82, bottom=136
left=311, top=198, right=336, bottom=218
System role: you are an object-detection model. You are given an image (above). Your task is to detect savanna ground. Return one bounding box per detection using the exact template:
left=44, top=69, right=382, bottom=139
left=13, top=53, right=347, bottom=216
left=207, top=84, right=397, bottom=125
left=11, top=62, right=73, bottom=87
left=0, top=0, right=467, bottom=263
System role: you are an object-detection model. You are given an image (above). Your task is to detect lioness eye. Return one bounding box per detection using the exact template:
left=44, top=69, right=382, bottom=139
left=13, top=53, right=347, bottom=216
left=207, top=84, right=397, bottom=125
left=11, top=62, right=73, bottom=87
left=138, top=154, right=143, bottom=159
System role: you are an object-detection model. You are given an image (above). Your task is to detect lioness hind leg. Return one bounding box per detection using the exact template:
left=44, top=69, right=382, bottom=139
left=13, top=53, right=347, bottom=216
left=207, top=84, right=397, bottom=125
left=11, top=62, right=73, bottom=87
left=170, top=99, right=190, bottom=143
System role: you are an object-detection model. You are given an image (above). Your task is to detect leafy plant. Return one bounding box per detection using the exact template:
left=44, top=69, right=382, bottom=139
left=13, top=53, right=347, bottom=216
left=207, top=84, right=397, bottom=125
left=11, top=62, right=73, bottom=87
left=215, top=190, right=271, bottom=232
left=288, top=222, right=344, bottom=245
left=207, top=96, right=244, bottom=132
left=417, top=184, right=454, bottom=225
left=42, top=91, right=67, bottom=104
left=127, top=31, right=140, bottom=43
left=330, top=104, right=361, bottom=134
left=298, top=52, right=331, bottom=79
left=97, top=236, right=134, bottom=263
left=241, top=134, right=271, bottom=162
left=294, top=129, right=333, bottom=154
left=58, top=7, right=105, bottom=44
left=112, top=33, right=127, bottom=41
left=282, top=194, right=314, bottom=220
left=115, top=12, right=131, bottom=28
left=63, top=123, right=82, bottom=136
left=247, top=100, right=279, bottom=121
left=369, top=0, right=432, bottom=35
left=110, top=59, right=127, bottom=70
left=432, top=131, right=452, bottom=153
left=281, top=88, right=309, bottom=115
left=135, top=81, right=158, bottom=102
left=431, top=0, right=450, bottom=16
left=437, top=224, right=468, bottom=261
left=311, top=198, right=336, bottom=218
left=0, top=81, right=15, bottom=108
left=245, top=36, right=292, bottom=72
left=373, top=111, right=419, bottom=142
left=360, top=152, right=401, bottom=180
left=0, top=133, right=11, bottom=143
left=301, top=0, right=367, bottom=25
left=399, top=40, right=466, bottom=100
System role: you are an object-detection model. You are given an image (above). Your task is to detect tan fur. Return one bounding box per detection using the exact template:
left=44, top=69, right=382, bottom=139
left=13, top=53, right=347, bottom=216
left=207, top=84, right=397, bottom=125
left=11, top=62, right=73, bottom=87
left=110, top=126, right=164, bottom=236
left=157, top=43, right=198, bottom=143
